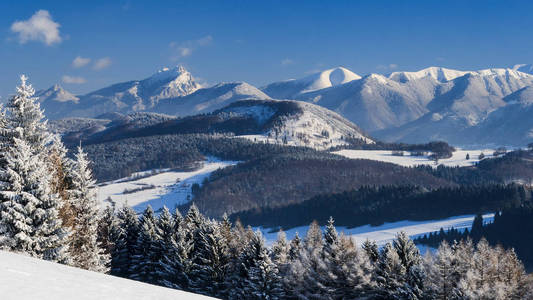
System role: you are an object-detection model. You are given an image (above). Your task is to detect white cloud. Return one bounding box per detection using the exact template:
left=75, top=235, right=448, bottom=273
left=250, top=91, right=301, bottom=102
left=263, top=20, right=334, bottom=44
left=93, top=57, right=112, bottom=70
left=62, top=75, right=86, bottom=84
left=72, top=56, right=91, bottom=68
left=178, top=47, right=192, bottom=57
left=10, top=10, right=62, bottom=46
left=377, top=64, right=399, bottom=71
left=170, top=35, right=213, bottom=60
left=281, top=58, right=294, bottom=66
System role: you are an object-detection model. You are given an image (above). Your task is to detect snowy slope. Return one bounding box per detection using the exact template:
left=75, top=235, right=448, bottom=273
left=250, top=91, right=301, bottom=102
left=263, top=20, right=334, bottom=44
left=297, top=73, right=438, bottom=131
left=332, top=148, right=495, bottom=168
left=97, top=158, right=238, bottom=213
left=388, top=66, right=470, bottom=83
left=259, top=213, right=494, bottom=247
left=261, top=67, right=361, bottom=99
left=0, top=250, right=215, bottom=300
left=153, top=81, right=270, bottom=117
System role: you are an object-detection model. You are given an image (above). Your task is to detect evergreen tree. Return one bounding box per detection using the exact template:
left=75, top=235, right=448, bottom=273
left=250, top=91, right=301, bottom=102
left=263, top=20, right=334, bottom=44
left=362, top=239, right=379, bottom=263
left=288, top=232, right=302, bottom=261
left=129, top=205, right=162, bottom=284
left=69, top=146, right=108, bottom=272
left=373, top=242, right=406, bottom=299
left=0, top=76, right=69, bottom=263
left=271, top=230, right=290, bottom=267
left=111, top=204, right=140, bottom=277
left=190, top=219, right=230, bottom=297
left=97, top=206, right=117, bottom=269
left=245, top=232, right=284, bottom=300
left=160, top=207, right=193, bottom=290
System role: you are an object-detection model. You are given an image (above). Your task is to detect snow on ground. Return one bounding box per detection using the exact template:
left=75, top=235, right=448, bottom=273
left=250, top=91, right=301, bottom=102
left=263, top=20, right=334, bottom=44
left=332, top=149, right=496, bottom=167
left=257, top=213, right=495, bottom=248
left=0, top=250, right=215, bottom=300
left=97, top=158, right=238, bottom=213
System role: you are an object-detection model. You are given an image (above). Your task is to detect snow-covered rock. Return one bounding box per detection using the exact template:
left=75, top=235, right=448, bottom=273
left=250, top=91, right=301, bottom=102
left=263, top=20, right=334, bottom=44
left=0, top=250, right=215, bottom=300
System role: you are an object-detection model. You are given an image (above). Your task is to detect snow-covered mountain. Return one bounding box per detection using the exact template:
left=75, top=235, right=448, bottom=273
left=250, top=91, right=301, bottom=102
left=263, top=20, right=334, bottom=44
left=153, top=81, right=270, bottom=116
left=218, top=99, right=373, bottom=149
left=0, top=250, right=215, bottom=300
left=261, top=67, right=361, bottom=99
left=36, top=84, right=79, bottom=103
left=35, top=64, right=533, bottom=146
left=38, top=67, right=269, bottom=120
left=59, top=100, right=372, bottom=150
left=259, top=65, right=533, bottom=146
left=373, top=69, right=533, bottom=144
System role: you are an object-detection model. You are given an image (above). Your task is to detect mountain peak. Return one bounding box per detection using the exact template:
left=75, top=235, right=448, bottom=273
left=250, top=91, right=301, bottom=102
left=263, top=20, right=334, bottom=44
left=388, top=66, right=469, bottom=83
left=36, top=84, right=79, bottom=103
left=141, top=65, right=202, bottom=101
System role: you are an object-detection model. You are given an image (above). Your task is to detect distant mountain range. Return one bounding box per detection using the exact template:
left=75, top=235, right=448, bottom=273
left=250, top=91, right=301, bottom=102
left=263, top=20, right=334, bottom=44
left=34, top=64, right=533, bottom=147
left=51, top=99, right=372, bottom=150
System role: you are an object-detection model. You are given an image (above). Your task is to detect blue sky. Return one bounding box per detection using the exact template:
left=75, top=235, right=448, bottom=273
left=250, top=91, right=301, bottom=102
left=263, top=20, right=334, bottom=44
left=1, top=0, right=532, bottom=96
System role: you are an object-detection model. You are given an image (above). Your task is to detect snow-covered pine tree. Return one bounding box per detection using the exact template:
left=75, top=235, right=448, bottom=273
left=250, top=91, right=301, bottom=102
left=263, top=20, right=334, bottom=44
left=0, top=76, right=68, bottom=263
left=97, top=206, right=117, bottom=268
left=373, top=242, right=406, bottom=299
left=362, top=239, right=379, bottom=263
left=271, top=230, right=290, bottom=268
left=393, top=231, right=425, bottom=298
left=68, top=146, right=108, bottom=272
left=424, top=241, right=456, bottom=299
left=328, top=234, right=374, bottom=299
left=321, top=218, right=373, bottom=299
left=288, top=232, right=302, bottom=261
left=243, top=231, right=284, bottom=300
left=129, top=205, right=162, bottom=284
left=189, top=219, right=230, bottom=298
left=286, top=221, right=328, bottom=299
left=111, top=204, right=140, bottom=278
left=160, top=206, right=193, bottom=290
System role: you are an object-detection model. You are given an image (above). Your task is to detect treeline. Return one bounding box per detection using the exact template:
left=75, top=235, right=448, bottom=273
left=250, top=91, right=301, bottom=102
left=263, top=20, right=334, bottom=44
left=190, top=156, right=452, bottom=217
left=102, top=203, right=533, bottom=299
left=232, top=184, right=530, bottom=229
left=415, top=207, right=533, bottom=271
left=416, top=149, right=533, bottom=185
left=331, top=140, right=456, bottom=159
left=82, top=134, right=333, bottom=181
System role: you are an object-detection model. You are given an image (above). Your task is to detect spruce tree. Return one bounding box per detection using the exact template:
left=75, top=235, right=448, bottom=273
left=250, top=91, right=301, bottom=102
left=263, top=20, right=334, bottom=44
left=130, top=205, right=162, bottom=284
left=160, top=206, right=193, bottom=290
left=190, top=219, right=230, bottom=297
left=0, top=76, right=68, bottom=263
left=244, top=232, right=284, bottom=300
left=69, top=146, right=108, bottom=272
left=111, top=204, right=140, bottom=277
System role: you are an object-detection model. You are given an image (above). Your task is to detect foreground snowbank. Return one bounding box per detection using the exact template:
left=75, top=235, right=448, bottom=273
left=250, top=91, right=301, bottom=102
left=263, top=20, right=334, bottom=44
left=0, top=250, right=215, bottom=300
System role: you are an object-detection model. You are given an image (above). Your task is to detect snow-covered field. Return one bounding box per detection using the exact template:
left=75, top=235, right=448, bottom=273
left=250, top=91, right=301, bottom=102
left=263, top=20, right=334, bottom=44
left=332, top=149, right=496, bottom=167
left=97, top=158, right=238, bottom=213
left=0, top=250, right=215, bottom=300
left=258, top=213, right=495, bottom=247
